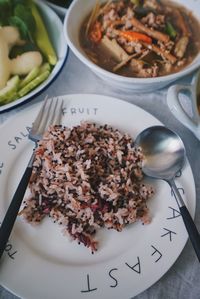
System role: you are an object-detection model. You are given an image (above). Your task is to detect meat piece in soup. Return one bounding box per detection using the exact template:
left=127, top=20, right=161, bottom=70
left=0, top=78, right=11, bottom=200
left=79, top=0, right=200, bottom=78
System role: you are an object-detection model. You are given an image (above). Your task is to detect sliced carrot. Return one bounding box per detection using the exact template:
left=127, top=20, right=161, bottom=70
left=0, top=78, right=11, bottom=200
left=89, top=21, right=102, bottom=43
left=118, top=31, right=152, bottom=44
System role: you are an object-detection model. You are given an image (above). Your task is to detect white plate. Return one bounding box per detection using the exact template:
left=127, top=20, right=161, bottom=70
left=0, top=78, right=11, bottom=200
left=0, top=94, right=196, bottom=299
left=0, top=0, right=68, bottom=113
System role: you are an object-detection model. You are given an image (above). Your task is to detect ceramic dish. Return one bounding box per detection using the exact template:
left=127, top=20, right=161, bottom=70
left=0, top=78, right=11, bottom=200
left=0, top=0, right=68, bottom=114
left=64, top=0, right=200, bottom=92
left=167, top=68, right=200, bottom=140
left=0, top=94, right=195, bottom=299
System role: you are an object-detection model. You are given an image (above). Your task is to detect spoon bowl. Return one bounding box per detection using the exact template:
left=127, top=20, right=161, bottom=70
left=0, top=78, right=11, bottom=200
left=135, top=125, right=200, bottom=262
left=135, top=126, right=186, bottom=180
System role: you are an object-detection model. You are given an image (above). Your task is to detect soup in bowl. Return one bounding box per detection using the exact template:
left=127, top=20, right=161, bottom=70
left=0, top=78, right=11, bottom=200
left=64, top=0, right=200, bottom=92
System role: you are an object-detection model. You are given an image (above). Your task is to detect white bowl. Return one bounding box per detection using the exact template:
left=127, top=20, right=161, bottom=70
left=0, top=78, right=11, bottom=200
left=167, top=68, right=200, bottom=140
left=0, top=0, right=68, bottom=113
left=64, top=0, right=200, bottom=92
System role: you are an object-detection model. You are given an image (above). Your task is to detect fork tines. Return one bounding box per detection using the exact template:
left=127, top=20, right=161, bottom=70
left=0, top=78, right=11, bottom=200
left=31, top=96, right=63, bottom=141
left=43, top=97, right=64, bottom=128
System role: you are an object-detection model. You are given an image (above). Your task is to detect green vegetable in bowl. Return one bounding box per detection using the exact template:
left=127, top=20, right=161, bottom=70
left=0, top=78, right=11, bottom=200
left=10, top=4, right=36, bottom=41
left=130, top=0, right=141, bottom=6
left=0, top=0, right=36, bottom=40
left=0, top=76, right=20, bottom=104
left=18, top=69, right=50, bottom=97
left=28, top=1, right=57, bottom=65
left=0, top=26, right=43, bottom=89
left=0, top=62, right=52, bottom=104
left=0, top=0, right=57, bottom=106
left=165, top=22, right=177, bottom=39
left=19, top=66, right=40, bottom=88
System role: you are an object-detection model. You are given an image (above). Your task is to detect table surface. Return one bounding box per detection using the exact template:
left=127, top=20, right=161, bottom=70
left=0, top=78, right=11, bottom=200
left=0, top=13, right=200, bottom=299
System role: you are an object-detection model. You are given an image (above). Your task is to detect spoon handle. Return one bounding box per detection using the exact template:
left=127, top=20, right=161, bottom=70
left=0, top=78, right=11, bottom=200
left=180, top=206, right=200, bottom=262
left=170, top=179, right=200, bottom=262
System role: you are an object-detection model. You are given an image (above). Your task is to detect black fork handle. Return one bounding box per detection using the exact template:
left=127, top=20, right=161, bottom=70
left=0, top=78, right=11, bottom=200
left=0, top=154, right=34, bottom=260
left=169, top=179, right=200, bottom=262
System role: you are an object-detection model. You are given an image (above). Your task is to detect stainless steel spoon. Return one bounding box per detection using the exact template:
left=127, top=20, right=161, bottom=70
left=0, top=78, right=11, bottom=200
left=135, top=125, right=200, bottom=262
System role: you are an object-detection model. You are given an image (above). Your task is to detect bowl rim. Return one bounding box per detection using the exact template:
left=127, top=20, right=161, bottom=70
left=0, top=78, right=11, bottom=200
left=0, top=0, right=69, bottom=114
left=64, top=0, right=200, bottom=84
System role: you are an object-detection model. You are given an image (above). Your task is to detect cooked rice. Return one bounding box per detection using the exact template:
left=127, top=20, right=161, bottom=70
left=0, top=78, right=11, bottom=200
left=21, top=122, right=154, bottom=252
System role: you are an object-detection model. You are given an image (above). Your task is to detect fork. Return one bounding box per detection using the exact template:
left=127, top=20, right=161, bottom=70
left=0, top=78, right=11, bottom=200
left=0, top=96, right=63, bottom=260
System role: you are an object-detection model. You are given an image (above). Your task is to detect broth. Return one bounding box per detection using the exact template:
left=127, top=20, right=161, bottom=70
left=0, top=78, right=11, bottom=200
left=80, top=0, right=200, bottom=78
